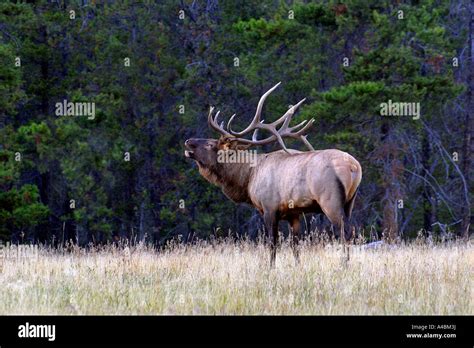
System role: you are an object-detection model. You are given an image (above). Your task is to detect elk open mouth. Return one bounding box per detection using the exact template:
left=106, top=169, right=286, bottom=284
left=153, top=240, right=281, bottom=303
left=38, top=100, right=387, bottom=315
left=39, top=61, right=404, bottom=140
left=184, top=149, right=194, bottom=158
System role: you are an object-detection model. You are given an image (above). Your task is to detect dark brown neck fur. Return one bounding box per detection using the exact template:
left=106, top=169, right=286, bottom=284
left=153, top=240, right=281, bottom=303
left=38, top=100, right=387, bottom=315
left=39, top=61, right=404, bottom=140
left=197, top=160, right=256, bottom=203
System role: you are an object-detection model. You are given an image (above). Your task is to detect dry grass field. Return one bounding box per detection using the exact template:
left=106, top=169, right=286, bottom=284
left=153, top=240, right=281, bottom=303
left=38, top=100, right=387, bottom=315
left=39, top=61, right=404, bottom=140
left=0, top=240, right=472, bottom=315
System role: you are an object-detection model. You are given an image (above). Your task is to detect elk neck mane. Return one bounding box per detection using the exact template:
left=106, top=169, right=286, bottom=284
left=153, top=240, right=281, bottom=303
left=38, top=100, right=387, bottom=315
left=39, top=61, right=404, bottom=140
left=196, top=159, right=256, bottom=203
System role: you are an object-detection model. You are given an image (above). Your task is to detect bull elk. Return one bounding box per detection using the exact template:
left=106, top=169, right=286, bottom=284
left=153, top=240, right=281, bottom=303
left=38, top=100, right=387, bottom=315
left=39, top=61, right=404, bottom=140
left=184, top=82, right=362, bottom=265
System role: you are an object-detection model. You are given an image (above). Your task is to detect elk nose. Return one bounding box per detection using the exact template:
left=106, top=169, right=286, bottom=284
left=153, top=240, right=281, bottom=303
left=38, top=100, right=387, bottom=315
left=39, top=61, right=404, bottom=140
left=185, top=139, right=195, bottom=148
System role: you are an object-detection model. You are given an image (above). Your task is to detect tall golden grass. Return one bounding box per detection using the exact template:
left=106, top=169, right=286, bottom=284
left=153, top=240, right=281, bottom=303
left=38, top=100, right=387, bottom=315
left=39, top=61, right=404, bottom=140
left=0, top=240, right=472, bottom=315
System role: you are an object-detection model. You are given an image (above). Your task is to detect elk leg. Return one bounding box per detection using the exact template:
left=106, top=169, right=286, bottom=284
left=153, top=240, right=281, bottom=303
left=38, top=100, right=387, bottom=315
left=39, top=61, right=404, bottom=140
left=331, top=213, right=350, bottom=262
left=339, top=215, right=347, bottom=254
left=321, top=208, right=341, bottom=239
left=263, top=211, right=278, bottom=267
left=321, top=206, right=350, bottom=242
left=289, top=216, right=301, bottom=263
left=344, top=214, right=354, bottom=241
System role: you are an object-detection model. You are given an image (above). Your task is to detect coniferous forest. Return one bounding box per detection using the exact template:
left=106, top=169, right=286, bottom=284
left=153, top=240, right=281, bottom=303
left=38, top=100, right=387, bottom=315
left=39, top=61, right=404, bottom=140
left=1, top=0, right=473, bottom=246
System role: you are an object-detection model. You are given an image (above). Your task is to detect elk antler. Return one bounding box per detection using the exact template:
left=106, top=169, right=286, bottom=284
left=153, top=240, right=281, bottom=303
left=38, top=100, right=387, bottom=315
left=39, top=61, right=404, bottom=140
left=208, top=106, right=234, bottom=138
left=207, top=83, right=315, bottom=153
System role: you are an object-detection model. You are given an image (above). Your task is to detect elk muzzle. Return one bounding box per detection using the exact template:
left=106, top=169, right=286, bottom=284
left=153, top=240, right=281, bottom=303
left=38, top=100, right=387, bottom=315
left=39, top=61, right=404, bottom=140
left=184, top=139, right=196, bottom=158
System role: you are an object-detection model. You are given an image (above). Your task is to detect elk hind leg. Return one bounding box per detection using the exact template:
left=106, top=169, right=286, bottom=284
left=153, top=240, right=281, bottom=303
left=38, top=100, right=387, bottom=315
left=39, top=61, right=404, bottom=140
left=343, top=188, right=358, bottom=241
left=321, top=203, right=351, bottom=243
left=322, top=206, right=351, bottom=262
left=319, top=180, right=352, bottom=242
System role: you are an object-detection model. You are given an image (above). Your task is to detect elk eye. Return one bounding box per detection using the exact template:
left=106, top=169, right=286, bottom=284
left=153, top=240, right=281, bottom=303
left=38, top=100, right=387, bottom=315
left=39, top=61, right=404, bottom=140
left=205, top=143, right=214, bottom=150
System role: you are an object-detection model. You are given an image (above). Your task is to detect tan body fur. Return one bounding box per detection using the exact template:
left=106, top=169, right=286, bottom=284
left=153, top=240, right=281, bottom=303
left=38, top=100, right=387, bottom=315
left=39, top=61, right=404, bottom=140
left=196, top=148, right=361, bottom=227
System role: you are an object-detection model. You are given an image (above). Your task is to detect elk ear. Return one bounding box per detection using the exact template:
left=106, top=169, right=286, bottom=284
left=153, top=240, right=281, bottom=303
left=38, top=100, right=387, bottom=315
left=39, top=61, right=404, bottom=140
left=217, top=137, right=232, bottom=151
left=218, top=136, right=234, bottom=151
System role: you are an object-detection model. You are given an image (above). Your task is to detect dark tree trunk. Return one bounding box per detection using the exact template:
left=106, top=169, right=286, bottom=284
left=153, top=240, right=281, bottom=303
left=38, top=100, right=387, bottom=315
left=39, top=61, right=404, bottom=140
left=461, top=1, right=474, bottom=238
left=380, top=122, right=400, bottom=241
left=421, top=134, right=434, bottom=232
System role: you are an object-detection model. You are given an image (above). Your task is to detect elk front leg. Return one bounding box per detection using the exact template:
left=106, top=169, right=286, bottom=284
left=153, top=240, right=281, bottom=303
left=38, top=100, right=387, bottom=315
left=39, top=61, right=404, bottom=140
left=264, top=211, right=278, bottom=267
left=289, top=216, right=301, bottom=263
